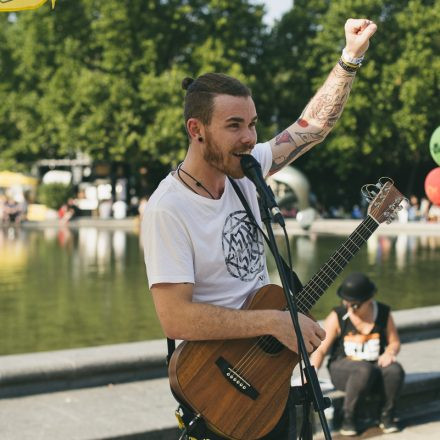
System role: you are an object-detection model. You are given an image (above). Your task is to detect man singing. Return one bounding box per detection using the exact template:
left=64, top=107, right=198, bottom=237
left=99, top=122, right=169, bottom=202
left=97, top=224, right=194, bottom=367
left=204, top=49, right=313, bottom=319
left=142, top=18, right=377, bottom=440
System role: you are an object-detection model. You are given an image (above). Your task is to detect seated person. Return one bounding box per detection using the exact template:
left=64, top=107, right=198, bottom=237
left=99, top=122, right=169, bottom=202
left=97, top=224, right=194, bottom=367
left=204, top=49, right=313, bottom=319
left=4, top=197, right=22, bottom=225
left=310, top=273, right=405, bottom=436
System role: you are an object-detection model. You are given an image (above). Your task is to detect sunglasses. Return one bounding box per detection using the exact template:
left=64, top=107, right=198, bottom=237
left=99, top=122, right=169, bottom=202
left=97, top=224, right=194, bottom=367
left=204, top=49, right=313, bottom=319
left=344, top=300, right=364, bottom=310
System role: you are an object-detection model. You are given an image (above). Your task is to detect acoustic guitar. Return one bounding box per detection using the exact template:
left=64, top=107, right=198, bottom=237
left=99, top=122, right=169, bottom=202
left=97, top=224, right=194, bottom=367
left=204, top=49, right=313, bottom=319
left=169, top=178, right=405, bottom=440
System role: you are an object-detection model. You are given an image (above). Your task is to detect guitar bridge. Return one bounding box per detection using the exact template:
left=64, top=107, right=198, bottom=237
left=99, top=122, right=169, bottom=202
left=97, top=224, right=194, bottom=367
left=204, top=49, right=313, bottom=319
left=215, top=356, right=259, bottom=400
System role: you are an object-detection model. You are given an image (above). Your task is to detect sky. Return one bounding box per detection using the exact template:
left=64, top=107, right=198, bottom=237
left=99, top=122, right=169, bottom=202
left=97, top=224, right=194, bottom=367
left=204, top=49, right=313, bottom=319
left=251, top=0, right=293, bottom=25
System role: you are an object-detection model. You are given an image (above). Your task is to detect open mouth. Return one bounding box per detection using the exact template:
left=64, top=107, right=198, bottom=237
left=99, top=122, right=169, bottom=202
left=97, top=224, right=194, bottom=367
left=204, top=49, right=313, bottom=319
left=232, top=151, right=252, bottom=158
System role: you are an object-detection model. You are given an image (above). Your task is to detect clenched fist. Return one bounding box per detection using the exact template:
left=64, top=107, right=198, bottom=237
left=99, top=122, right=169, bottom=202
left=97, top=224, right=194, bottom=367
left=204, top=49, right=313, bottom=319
left=344, top=18, right=378, bottom=59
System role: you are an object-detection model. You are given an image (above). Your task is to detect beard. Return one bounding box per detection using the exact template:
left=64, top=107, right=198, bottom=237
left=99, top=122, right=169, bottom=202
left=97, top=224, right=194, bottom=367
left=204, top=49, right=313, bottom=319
left=203, top=131, right=246, bottom=179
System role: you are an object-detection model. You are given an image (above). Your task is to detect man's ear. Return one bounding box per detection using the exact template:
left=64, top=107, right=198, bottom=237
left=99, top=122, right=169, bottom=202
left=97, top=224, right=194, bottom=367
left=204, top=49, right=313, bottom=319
left=187, top=118, right=205, bottom=143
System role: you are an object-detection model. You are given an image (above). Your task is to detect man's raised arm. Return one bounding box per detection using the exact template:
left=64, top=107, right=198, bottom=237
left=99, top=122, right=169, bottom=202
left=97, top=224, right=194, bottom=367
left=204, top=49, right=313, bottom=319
left=269, top=18, right=377, bottom=174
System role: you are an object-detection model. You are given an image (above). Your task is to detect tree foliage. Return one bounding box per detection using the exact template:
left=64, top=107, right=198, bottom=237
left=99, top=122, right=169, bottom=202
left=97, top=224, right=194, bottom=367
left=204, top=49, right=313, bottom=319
left=269, top=0, right=440, bottom=204
left=37, top=182, right=72, bottom=209
left=0, top=0, right=266, bottom=171
left=1, top=0, right=439, bottom=206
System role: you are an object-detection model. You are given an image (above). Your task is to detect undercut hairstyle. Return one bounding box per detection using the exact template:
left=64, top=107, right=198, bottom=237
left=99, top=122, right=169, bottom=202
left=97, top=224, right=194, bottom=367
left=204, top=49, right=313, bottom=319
left=182, top=73, right=252, bottom=133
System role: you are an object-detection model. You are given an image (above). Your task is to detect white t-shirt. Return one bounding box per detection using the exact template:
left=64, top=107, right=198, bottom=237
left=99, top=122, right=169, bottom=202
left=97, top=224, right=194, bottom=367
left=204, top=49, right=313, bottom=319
left=142, top=141, right=272, bottom=309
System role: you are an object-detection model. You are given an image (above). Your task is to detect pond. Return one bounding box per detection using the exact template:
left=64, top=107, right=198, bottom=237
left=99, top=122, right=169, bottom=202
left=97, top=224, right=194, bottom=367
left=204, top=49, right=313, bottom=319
left=0, top=226, right=439, bottom=356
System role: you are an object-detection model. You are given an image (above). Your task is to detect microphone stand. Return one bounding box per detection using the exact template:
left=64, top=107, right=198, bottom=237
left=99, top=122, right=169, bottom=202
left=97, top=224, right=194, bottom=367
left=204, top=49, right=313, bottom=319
left=259, top=197, right=332, bottom=440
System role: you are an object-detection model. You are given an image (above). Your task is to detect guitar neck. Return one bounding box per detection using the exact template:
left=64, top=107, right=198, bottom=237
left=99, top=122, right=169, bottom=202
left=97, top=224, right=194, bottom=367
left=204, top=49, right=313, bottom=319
left=297, top=215, right=380, bottom=314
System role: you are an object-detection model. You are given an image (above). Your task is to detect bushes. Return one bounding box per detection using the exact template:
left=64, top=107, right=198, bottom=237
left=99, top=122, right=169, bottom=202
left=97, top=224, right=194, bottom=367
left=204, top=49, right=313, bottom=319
left=37, top=183, right=73, bottom=210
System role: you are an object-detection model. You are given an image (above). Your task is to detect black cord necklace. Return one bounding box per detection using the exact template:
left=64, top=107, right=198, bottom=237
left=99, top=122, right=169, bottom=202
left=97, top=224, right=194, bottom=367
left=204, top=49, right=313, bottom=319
left=177, top=163, right=216, bottom=200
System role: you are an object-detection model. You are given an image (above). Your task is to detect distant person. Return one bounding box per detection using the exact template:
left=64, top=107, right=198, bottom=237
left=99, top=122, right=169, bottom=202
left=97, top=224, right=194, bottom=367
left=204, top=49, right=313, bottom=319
left=59, top=198, right=79, bottom=224
left=137, top=196, right=149, bottom=219
left=396, top=198, right=409, bottom=223
left=419, top=197, right=430, bottom=221
left=4, top=197, right=22, bottom=225
left=330, top=205, right=347, bottom=219
left=112, top=199, right=127, bottom=219
left=351, top=204, right=362, bottom=219
left=407, top=195, right=420, bottom=221
left=0, top=194, right=6, bottom=224
left=428, top=203, right=440, bottom=222
left=98, top=199, right=112, bottom=219
left=310, top=273, right=404, bottom=436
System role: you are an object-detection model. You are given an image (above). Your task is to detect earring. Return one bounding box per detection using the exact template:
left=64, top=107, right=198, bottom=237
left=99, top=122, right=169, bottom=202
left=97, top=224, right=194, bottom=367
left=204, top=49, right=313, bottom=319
left=198, top=136, right=204, bottom=142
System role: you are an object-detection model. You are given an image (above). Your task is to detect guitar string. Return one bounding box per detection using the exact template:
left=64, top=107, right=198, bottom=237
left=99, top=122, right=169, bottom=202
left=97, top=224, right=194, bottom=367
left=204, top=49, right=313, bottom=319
left=234, top=229, right=373, bottom=379
left=235, top=218, right=378, bottom=379
left=288, top=217, right=377, bottom=311
left=233, top=217, right=378, bottom=378
left=234, top=218, right=377, bottom=376
left=233, top=219, right=376, bottom=378
left=297, top=219, right=375, bottom=308
left=301, top=215, right=379, bottom=307
left=235, top=217, right=379, bottom=378
left=234, top=217, right=378, bottom=376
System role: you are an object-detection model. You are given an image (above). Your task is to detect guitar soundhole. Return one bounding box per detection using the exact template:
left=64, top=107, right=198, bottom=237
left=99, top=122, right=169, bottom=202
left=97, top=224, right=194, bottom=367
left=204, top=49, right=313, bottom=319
left=258, top=336, right=285, bottom=354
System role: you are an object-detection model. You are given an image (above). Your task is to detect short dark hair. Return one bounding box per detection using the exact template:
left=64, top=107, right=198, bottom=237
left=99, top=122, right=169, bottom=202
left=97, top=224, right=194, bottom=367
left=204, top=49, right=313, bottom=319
left=182, top=73, right=251, bottom=129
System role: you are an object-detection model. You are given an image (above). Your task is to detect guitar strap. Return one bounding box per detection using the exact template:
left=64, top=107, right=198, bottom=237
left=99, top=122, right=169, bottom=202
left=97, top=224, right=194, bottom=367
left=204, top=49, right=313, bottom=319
left=227, top=176, right=303, bottom=295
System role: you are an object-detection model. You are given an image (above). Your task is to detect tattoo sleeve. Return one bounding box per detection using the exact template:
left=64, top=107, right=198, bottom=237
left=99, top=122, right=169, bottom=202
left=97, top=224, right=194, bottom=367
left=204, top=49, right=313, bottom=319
left=304, top=63, right=355, bottom=129
left=270, top=63, right=355, bottom=174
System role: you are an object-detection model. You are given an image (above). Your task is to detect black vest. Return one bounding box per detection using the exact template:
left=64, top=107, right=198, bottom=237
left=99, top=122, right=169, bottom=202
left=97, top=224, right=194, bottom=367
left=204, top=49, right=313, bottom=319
left=328, top=301, right=390, bottom=365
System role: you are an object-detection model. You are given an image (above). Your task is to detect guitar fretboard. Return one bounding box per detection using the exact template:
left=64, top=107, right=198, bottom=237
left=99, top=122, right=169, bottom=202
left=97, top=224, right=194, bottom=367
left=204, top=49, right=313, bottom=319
left=297, top=215, right=379, bottom=314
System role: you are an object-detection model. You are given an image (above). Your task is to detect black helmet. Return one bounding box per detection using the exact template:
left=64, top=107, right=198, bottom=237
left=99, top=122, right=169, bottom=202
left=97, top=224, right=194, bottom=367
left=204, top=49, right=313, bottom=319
left=337, top=273, right=376, bottom=302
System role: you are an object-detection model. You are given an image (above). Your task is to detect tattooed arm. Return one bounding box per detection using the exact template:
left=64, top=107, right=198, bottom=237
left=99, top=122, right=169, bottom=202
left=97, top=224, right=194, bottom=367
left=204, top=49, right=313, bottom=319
left=269, top=18, right=377, bottom=174
left=269, top=65, right=355, bottom=174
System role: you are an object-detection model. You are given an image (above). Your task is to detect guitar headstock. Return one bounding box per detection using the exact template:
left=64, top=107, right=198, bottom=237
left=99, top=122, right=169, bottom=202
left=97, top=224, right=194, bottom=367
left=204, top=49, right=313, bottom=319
left=362, top=177, right=407, bottom=224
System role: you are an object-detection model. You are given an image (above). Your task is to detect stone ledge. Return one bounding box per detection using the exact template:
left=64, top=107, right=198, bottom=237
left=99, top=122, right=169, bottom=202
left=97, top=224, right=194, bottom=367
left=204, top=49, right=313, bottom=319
left=1, top=305, right=439, bottom=398
left=0, top=340, right=168, bottom=398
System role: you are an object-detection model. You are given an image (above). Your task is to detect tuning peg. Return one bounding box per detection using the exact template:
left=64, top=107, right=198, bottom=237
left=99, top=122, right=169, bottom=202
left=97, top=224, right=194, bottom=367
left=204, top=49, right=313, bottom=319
left=379, top=177, right=394, bottom=186
left=385, top=212, right=397, bottom=224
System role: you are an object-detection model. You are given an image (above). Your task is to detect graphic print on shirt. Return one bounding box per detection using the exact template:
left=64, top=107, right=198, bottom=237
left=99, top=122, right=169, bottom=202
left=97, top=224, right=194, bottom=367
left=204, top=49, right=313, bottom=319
left=222, top=210, right=265, bottom=282
left=343, top=332, right=381, bottom=361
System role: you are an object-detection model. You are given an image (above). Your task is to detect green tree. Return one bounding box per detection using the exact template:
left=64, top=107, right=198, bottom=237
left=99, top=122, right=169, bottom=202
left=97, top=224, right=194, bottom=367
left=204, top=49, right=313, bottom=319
left=2, top=0, right=439, bottom=208
left=270, top=0, right=440, bottom=206
left=37, top=182, right=72, bottom=209
left=0, top=0, right=267, bottom=179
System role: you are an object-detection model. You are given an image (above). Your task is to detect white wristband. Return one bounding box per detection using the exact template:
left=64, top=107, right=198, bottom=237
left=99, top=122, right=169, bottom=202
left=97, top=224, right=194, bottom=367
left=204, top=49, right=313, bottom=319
left=342, top=48, right=364, bottom=65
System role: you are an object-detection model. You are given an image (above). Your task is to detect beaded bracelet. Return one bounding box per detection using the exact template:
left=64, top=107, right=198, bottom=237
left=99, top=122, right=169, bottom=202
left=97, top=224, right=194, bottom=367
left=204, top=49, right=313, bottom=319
left=338, top=58, right=359, bottom=74
left=341, top=58, right=360, bottom=69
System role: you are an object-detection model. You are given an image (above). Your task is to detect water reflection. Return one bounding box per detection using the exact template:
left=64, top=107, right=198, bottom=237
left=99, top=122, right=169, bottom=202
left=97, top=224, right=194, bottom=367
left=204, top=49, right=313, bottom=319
left=366, top=233, right=440, bottom=271
left=0, top=226, right=164, bottom=356
left=0, top=226, right=439, bottom=355
left=273, top=231, right=440, bottom=322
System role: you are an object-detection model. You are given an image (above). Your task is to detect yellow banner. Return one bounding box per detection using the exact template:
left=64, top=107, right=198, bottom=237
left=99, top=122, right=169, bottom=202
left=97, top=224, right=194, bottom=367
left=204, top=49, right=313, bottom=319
left=0, top=0, right=56, bottom=12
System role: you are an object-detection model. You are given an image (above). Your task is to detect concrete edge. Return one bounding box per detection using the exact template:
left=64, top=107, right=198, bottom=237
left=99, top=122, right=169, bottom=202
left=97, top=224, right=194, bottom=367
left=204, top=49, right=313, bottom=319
left=1, top=305, right=439, bottom=397
left=0, top=339, right=168, bottom=397
left=21, top=218, right=440, bottom=236
left=96, top=375, right=440, bottom=440
left=281, top=219, right=440, bottom=237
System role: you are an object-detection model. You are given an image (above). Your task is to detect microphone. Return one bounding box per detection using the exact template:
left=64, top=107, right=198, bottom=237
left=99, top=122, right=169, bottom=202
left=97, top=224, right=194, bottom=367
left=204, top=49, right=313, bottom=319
left=240, top=154, right=285, bottom=227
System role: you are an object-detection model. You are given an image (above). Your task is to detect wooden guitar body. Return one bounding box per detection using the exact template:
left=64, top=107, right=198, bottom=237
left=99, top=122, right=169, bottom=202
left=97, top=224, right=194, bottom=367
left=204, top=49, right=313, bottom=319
left=169, top=285, right=298, bottom=440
